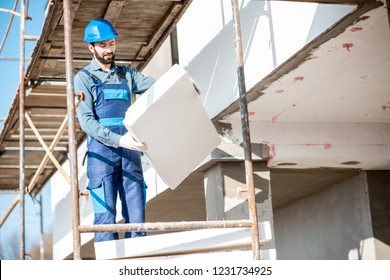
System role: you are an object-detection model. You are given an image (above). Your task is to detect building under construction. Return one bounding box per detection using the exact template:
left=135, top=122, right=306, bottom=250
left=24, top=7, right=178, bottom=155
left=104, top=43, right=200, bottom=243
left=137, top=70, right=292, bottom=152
left=0, top=0, right=389, bottom=260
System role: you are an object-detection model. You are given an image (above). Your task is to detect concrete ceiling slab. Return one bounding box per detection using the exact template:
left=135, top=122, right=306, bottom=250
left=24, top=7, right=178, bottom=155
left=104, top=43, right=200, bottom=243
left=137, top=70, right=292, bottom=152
left=214, top=2, right=390, bottom=171
left=222, top=3, right=389, bottom=124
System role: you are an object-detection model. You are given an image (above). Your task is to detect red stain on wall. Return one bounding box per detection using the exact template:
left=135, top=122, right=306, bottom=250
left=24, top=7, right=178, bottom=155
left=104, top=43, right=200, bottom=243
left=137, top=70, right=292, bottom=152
left=267, top=144, right=275, bottom=167
left=272, top=104, right=297, bottom=123
left=350, top=27, right=363, bottom=32
left=294, top=76, right=304, bottom=82
left=305, top=143, right=331, bottom=149
left=381, top=101, right=390, bottom=111
left=323, top=144, right=331, bottom=150
left=275, top=89, right=284, bottom=94
left=248, top=112, right=256, bottom=117
left=343, top=43, right=353, bottom=51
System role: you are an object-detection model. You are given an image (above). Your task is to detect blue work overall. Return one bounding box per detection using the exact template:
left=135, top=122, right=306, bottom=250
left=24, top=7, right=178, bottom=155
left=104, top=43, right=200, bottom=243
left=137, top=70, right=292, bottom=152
left=82, top=69, right=146, bottom=242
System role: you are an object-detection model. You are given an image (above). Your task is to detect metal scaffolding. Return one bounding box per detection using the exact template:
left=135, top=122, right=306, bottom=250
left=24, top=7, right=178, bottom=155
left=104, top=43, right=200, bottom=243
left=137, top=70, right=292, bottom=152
left=0, top=0, right=261, bottom=260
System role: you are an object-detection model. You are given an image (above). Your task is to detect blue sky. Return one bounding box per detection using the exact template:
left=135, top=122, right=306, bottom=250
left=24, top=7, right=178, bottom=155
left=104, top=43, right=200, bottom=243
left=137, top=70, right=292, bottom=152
left=0, top=0, right=48, bottom=128
left=0, top=0, right=51, bottom=259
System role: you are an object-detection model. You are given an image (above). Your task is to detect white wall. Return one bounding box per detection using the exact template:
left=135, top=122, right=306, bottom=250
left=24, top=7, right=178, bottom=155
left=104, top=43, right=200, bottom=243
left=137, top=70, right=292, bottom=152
left=273, top=172, right=376, bottom=260
left=142, top=36, right=173, bottom=79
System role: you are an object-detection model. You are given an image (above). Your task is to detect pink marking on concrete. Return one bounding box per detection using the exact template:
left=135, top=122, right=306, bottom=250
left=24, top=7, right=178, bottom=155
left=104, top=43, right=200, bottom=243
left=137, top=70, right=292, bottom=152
left=248, top=111, right=256, bottom=117
left=294, top=76, right=304, bottom=82
left=343, top=43, right=353, bottom=51
left=269, top=144, right=275, bottom=157
left=381, top=106, right=390, bottom=111
left=350, top=27, right=363, bottom=32
left=272, top=104, right=297, bottom=123
left=275, top=89, right=285, bottom=94
left=266, top=144, right=275, bottom=167
left=323, top=144, right=331, bottom=149
left=381, top=101, right=390, bottom=111
left=304, top=143, right=332, bottom=149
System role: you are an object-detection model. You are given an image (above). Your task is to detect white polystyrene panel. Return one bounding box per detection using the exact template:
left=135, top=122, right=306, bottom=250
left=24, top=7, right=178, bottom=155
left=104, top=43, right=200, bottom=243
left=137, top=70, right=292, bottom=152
left=124, top=64, right=221, bottom=189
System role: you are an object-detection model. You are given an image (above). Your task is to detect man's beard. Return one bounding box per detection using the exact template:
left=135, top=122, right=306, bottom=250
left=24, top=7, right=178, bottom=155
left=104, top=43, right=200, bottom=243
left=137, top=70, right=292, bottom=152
left=94, top=49, right=115, bottom=65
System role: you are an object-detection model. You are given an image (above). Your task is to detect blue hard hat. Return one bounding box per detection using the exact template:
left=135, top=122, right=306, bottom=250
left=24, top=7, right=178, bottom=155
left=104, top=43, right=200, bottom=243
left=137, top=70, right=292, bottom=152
left=84, top=19, right=118, bottom=43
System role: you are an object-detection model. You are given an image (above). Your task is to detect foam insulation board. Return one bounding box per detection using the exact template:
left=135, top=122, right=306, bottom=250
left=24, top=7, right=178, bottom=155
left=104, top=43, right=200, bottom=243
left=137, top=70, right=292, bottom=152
left=123, top=64, right=221, bottom=189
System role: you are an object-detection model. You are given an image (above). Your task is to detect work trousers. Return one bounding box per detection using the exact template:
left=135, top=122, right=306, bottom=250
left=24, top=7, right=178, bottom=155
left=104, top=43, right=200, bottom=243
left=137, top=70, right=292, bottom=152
left=87, top=126, right=146, bottom=242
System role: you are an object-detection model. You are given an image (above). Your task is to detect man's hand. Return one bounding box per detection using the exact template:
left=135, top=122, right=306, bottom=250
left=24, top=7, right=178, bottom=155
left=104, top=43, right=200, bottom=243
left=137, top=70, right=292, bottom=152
left=119, top=132, right=147, bottom=151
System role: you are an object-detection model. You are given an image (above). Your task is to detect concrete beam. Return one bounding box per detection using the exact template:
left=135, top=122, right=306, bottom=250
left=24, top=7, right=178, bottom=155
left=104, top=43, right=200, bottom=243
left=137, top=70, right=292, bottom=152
left=216, top=120, right=390, bottom=170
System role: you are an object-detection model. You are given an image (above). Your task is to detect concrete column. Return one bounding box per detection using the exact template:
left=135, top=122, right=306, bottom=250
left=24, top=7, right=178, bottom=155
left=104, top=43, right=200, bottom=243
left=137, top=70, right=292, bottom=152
left=366, top=170, right=390, bottom=260
left=204, top=161, right=276, bottom=259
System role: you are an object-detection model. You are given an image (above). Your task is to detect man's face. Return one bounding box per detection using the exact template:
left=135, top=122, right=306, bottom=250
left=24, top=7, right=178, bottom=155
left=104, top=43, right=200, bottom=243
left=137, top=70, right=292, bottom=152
left=89, top=39, right=116, bottom=65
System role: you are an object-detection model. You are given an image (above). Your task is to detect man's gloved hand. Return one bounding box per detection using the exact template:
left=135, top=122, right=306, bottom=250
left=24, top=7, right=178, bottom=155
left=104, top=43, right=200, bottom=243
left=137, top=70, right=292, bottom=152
left=119, top=132, right=148, bottom=151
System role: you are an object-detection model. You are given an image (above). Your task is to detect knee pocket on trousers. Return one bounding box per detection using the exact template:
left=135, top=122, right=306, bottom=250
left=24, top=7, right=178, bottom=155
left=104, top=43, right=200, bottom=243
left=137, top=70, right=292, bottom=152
left=89, top=181, right=108, bottom=214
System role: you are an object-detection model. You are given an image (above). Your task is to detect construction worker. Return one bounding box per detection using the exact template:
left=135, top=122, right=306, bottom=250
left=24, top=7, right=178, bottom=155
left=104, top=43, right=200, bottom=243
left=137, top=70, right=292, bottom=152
left=74, top=19, right=156, bottom=242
